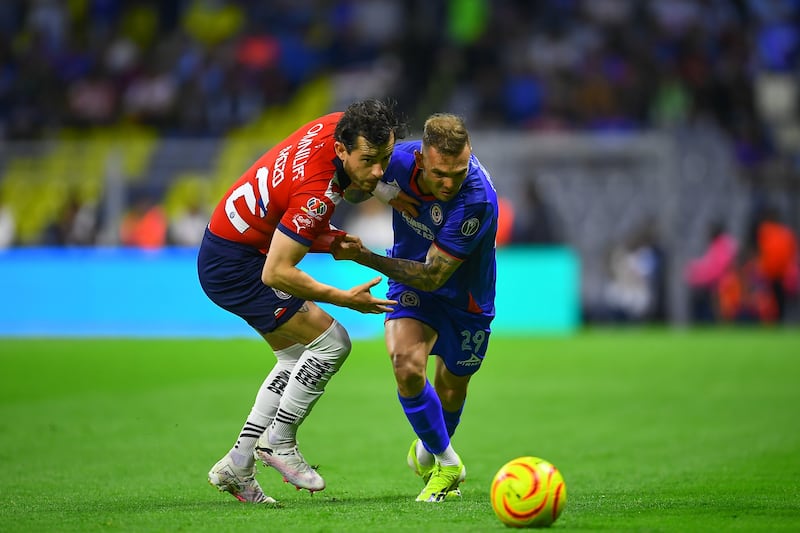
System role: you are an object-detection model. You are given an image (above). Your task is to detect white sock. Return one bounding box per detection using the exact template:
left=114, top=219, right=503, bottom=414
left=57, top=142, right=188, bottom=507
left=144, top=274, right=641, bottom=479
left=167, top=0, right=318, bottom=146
left=229, top=343, right=304, bottom=466
left=435, top=445, right=461, bottom=467
left=416, top=440, right=435, bottom=467
left=269, top=321, right=351, bottom=446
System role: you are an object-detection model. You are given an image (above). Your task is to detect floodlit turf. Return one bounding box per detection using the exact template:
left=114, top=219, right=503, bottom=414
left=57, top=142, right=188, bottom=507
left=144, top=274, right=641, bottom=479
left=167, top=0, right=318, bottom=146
left=1, top=329, right=799, bottom=532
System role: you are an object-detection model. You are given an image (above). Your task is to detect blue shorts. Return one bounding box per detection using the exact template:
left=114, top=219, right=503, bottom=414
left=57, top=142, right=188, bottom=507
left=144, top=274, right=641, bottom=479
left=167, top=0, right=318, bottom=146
left=386, top=283, right=493, bottom=377
left=197, top=228, right=305, bottom=334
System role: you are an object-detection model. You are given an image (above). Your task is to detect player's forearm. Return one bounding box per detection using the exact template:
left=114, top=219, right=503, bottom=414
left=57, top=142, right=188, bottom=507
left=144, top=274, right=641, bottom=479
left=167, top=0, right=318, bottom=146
left=263, top=267, right=348, bottom=307
left=353, top=251, right=445, bottom=292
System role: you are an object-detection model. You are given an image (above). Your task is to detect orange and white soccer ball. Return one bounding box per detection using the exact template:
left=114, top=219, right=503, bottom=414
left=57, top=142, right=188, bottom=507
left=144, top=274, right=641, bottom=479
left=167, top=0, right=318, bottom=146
left=490, top=456, right=567, bottom=528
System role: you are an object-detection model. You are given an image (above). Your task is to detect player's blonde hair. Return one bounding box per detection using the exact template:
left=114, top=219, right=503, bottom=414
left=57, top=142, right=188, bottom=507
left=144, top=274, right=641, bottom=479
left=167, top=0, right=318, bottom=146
left=422, top=114, right=470, bottom=157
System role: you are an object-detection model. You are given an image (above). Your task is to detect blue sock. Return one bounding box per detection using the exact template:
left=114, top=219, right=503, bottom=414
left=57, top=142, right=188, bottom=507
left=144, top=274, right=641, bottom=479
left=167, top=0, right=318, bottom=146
left=398, top=381, right=449, bottom=455
left=443, top=404, right=464, bottom=437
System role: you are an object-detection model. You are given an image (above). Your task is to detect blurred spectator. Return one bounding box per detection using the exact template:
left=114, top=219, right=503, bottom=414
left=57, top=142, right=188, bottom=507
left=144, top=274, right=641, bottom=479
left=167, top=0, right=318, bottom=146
left=650, top=68, right=691, bottom=128
left=66, top=66, right=118, bottom=127
left=26, top=0, right=68, bottom=54
left=684, top=220, right=738, bottom=322
left=751, top=206, right=799, bottom=322
left=41, top=194, right=99, bottom=246
left=509, top=180, right=562, bottom=244
left=120, top=193, right=167, bottom=249
left=122, top=61, right=178, bottom=128
left=0, top=203, right=15, bottom=248
left=495, top=195, right=515, bottom=247
left=169, top=200, right=208, bottom=247
left=599, top=222, right=665, bottom=322
left=717, top=246, right=777, bottom=323
left=181, top=0, right=244, bottom=47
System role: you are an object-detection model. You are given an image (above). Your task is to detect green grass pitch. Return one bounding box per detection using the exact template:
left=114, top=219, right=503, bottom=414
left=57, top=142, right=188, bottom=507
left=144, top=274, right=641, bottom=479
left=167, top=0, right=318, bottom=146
left=1, top=329, right=799, bottom=532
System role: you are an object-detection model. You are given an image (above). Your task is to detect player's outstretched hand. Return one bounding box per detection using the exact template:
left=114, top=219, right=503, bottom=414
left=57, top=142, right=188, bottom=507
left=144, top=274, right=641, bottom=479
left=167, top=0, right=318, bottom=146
left=330, top=233, right=367, bottom=262
left=346, top=276, right=396, bottom=314
left=389, top=190, right=421, bottom=218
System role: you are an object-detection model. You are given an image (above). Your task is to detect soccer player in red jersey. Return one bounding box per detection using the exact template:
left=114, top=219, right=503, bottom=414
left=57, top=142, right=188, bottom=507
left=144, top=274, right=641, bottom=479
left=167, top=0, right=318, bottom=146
left=200, top=99, right=406, bottom=503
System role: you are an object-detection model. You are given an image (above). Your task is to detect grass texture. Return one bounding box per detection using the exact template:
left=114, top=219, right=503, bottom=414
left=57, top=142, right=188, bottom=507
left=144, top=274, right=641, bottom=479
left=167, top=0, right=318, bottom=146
left=1, top=329, right=799, bottom=532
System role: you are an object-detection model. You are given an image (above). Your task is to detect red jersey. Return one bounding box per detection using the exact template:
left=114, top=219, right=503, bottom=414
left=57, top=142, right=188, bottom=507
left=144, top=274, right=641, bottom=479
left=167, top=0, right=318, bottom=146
left=208, top=113, right=347, bottom=253
left=757, top=221, right=798, bottom=280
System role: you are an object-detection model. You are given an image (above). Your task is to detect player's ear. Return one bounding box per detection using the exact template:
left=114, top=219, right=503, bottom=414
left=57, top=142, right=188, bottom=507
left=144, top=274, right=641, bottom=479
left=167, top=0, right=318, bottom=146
left=413, top=149, right=423, bottom=168
left=334, top=141, right=348, bottom=161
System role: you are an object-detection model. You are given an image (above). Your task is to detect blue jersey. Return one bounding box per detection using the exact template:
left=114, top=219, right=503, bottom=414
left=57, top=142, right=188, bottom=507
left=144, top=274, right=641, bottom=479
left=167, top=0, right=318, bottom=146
left=383, top=141, right=498, bottom=318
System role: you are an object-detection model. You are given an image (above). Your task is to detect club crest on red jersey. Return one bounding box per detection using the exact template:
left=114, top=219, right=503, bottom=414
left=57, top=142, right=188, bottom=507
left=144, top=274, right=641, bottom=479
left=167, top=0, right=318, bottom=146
left=292, top=213, right=314, bottom=232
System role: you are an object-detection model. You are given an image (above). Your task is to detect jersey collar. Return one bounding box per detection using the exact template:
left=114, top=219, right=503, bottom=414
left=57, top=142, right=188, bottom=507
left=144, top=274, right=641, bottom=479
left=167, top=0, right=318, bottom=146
left=331, top=156, right=352, bottom=190
left=410, top=165, right=436, bottom=201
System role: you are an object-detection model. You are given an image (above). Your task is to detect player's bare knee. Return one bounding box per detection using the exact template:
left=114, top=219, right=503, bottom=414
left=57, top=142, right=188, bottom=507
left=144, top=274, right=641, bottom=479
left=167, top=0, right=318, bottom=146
left=396, top=375, right=426, bottom=398
left=392, top=362, right=426, bottom=395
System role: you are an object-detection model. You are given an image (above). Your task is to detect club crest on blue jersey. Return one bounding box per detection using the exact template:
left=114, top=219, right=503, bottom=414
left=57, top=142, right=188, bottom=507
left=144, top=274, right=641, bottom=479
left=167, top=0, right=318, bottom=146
left=461, top=217, right=480, bottom=237
left=399, top=291, right=420, bottom=307
left=430, top=204, right=443, bottom=225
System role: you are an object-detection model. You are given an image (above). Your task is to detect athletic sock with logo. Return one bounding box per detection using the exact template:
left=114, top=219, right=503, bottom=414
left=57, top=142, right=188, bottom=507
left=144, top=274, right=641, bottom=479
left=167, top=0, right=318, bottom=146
left=229, top=343, right=304, bottom=467
left=398, top=380, right=450, bottom=457
left=268, top=321, right=350, bottom=446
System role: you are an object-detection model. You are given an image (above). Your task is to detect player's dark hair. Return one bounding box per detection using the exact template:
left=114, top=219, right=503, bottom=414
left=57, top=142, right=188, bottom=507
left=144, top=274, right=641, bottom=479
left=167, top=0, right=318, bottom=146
left=422, top=113, right=470, bottom=156
left=335, top=98, right=407, bottom=152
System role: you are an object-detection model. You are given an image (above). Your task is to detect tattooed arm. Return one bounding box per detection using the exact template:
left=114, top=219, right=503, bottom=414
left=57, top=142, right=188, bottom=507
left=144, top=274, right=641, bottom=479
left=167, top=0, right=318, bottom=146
left=332, top=235, right=462, bottom=292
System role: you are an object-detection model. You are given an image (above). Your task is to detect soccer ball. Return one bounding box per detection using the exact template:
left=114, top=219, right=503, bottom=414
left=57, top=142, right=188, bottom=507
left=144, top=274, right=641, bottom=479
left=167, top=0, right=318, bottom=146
left=490, top=456, right=567, bottom=528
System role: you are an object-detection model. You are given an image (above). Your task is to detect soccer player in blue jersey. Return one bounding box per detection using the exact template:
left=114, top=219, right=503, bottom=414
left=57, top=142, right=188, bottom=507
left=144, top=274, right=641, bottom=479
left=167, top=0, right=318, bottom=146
left=334, top=113, right=498, bottom=502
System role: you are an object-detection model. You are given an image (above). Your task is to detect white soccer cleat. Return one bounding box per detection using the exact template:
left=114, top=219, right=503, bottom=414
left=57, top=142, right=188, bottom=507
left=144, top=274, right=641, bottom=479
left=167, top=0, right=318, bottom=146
left=254, top=439, right=325, bottom=493
left=208, top=455, right=276, bottom=504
